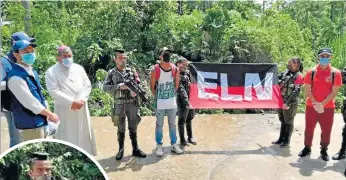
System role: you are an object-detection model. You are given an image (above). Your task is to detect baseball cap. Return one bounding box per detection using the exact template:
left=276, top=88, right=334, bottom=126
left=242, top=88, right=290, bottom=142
left=318, top=48, right=332, bottom=55
left=11, top=32, right=35, bottom=42
left=32, top=152, right=50, bottom=161
left=12, top=39, right=37, bottom=52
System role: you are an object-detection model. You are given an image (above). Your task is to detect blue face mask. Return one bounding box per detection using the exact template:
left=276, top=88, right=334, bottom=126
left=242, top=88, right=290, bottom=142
left=319, top=57, right=330, bottom=65
left=62, top=57, right=73, bottom=68
left=21, top=53, right=36, bottom=66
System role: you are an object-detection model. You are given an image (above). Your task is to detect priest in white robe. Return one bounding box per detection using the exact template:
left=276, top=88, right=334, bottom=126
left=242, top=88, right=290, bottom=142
left=45, top=45, right=97, bottom=156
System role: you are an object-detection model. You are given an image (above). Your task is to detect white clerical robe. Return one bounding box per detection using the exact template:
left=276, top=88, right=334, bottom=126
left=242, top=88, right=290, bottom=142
left=45, top=63, right=97, bottom=156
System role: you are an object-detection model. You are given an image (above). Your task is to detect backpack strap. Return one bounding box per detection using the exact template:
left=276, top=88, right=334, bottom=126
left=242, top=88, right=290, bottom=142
left=311, top=67, right=316, bottom=89
left=155, top=63, right=177, bottom=81
left=170, top=62, right=177, bottom=79
left=331, top=68, right=336, bottom=85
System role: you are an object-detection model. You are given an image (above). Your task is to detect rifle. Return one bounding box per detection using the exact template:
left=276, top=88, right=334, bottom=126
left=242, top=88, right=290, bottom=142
left=278, top=70, right=295, bottom=90
left=116, top=70, right=148, bottom=103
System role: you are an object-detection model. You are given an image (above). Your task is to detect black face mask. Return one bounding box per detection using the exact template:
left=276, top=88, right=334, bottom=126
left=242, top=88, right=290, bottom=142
left=162, top=52, right=171, bottom=62
left=286, top=64, right=293, bottom=72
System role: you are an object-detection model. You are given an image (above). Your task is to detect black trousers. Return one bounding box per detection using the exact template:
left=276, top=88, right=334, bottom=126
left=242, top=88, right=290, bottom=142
left=178, top=106, right=196, bottom=140
left=277, top=103, right=298, bottom=143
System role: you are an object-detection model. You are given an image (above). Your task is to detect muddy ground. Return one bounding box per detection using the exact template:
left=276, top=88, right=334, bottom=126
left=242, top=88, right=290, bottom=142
left=1, top=113, right=345, bottom=180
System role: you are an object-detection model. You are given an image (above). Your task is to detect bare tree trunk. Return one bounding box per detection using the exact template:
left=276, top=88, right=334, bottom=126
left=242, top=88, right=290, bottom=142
left=22, top=0, right=31, bottom=35
left=341, top=2, right=345, bottom=36
left=330, top=1, right=335, bottom=22
left=177, top=0, right=183, bottom=15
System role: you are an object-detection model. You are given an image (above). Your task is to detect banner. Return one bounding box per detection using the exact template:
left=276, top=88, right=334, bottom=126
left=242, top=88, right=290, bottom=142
left=188, top=63, right=283, bottom=109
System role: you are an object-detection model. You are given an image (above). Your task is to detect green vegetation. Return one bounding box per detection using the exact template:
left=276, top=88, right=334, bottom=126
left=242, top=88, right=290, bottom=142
left=0, top=141, right=105, bottom=179
left=2, top=0, right=346, bottom=115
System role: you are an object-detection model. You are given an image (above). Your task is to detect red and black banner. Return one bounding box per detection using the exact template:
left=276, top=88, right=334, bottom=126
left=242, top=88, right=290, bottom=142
left=188, top=63, right=283, bottom=109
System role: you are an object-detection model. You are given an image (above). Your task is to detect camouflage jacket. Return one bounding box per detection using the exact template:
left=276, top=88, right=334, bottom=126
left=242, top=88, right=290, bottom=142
left=177, top=70, right=190, bottom=107
left=103, top=66, right=139, bottom=104
left=279, top=70, right=303, bottom=106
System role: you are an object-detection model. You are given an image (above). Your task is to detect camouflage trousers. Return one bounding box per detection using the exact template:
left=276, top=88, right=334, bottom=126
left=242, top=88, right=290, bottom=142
left=111, top=101, right=141, bottom=133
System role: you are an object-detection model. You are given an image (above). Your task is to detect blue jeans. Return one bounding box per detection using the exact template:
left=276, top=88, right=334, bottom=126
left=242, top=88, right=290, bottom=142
left=155, top=108, right=177, bottom=145
left=4, top=111, right=22, bottom=147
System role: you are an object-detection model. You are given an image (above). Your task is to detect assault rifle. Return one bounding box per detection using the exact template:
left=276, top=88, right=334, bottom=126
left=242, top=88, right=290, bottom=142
left=278, top=70, right=295, bottom=90
left=117, top=70, right=148, bottom=103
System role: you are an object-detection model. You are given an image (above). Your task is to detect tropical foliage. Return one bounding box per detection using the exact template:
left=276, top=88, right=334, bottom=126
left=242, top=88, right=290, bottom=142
left=1, top=0, right=346, bottom=115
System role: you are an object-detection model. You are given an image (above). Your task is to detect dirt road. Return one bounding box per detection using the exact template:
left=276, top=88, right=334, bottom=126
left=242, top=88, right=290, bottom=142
left=1, top=113, right=345, bottom=180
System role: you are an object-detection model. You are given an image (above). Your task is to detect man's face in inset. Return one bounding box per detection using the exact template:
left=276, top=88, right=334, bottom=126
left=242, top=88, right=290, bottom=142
left=115, top=53, right=127, bottom=67
left=29, top=160, right=53, bottom=180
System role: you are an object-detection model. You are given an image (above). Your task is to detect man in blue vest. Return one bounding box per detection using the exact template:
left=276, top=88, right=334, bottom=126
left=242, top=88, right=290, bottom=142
left=0, top=32, right=35, bottom=147
left=6, top=39, right=59, bottom=141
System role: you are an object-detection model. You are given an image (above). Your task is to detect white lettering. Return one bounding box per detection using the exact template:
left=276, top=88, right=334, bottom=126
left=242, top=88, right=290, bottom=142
left=220, top=73, right=242, bottom=101
left=244, top=73, right=273, bottom=101
left=197, top=71, right=219, bottom=100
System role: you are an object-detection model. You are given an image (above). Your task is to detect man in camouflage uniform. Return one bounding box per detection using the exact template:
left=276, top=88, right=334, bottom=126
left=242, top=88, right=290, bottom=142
left=332, top=67, right=346, bottom=160
left=103, top=49, right=146, bottom=160
left=175, top=57, right=197, bottom=146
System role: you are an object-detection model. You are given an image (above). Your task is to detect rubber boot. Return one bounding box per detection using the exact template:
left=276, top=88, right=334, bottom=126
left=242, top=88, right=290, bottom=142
left=178, top=124, right=188, bottom=146
left=272, top=123, right=285, bottom=145
left=332, top=148, right=346, bottom=160
left=115, top=131, right=125, bottom=160
left=280, top=124, right=293, bottom=148
left=298, top=146, right=311, bottom=157
left=186, top=121, right=197, bottom=145
left=129, top=131, right=146, bottom=158
left=320, top=147, right=329, bottom=161
left=332, top=126, right=346, bottom=160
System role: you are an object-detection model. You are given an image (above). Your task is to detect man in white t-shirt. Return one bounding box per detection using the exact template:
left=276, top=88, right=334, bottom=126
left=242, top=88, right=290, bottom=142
left=150, top=47, right=183, bottom=156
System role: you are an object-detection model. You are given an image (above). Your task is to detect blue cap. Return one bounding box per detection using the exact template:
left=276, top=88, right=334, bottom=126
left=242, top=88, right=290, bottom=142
left=12, top=40, right=37, bottom=52
left=11, top=32, right=35, bottom=42
left=318, top=48, right=332, bottom=55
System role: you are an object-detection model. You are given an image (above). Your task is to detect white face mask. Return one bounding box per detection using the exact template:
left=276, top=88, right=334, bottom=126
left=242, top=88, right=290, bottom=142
left=62, top=57, right=73, bottom=68
left=33, top=175, right=52, bottom=180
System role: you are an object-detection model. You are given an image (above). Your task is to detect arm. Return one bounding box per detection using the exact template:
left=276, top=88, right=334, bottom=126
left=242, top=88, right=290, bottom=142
left=102, top=69, right=119, bottom=94
left=285, top=74, right=304, bottom=106
left=175, top=68, right=180, bottom=90
left=150, top=68, right=156, bottom=96
left=8, top=76, right=46, bottom=115
left=0, top=62, right=6, bottom=91
left=321, top=72, right=342, bottom=106
left=45, top=69, right=74, bottom=106
left=78, top=68, right=92, bottom=102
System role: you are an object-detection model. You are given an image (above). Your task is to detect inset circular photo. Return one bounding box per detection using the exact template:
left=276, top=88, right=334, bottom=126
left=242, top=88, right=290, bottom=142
left=0, top=139, right=108, bottom=180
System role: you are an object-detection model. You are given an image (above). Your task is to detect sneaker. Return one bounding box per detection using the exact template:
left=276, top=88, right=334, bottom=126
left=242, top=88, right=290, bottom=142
left=171, top=144, right=183, bottom=154
left=156, top=145, right=164, bottom=157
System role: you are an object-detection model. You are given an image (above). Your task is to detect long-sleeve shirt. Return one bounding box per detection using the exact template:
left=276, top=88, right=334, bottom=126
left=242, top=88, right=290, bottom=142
left=7, top=64, right=45, bottom=115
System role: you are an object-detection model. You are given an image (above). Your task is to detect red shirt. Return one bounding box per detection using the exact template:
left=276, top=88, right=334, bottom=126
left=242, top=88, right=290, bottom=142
left=294, top=73, right=304, bottom=85
left=304, top=65, right=342, bottom=108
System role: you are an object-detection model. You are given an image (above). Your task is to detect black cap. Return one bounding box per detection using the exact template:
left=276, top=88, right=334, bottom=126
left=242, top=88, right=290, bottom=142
left=318, top=48, right=332, bottom=55
left=159, top=47, right=171, bottom=54
left=31, top=152, right=50, bottom=161
left=115, top=49, right=125, bottom=53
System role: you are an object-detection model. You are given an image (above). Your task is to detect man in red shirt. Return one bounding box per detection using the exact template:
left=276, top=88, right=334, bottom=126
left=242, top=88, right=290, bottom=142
left=299, top=48, right=342, bottom=161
